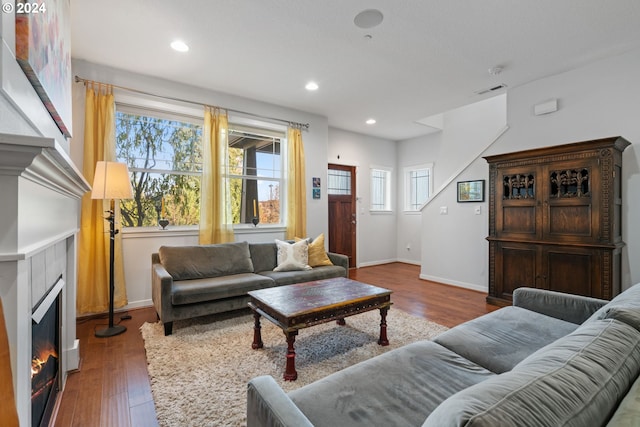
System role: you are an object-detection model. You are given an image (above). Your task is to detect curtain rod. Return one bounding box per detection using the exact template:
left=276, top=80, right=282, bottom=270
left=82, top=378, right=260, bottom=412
left=74, top=76, right=310, bottom=130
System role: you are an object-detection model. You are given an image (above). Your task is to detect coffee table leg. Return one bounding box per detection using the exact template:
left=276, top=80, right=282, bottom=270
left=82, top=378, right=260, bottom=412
left=252, top=312, right=264, bottom=349
left=378, top=307, right=389, bottom=346
left=284, top=331, right=298, bottom=381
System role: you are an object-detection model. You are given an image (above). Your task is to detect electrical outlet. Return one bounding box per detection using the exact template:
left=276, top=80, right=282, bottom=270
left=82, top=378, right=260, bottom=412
left=440, top=206, right=448, bottom=215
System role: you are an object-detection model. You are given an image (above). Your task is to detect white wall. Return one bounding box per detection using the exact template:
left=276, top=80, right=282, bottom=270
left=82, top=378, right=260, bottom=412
left=417, top=95, right=507, bottom=291
left=396, top=132, right=442, bottom=264
left=327, top=128, right=397, bottom=266
left=486, top=48, right=640, bottom=290
left=71, top=60, right=331, bottom=310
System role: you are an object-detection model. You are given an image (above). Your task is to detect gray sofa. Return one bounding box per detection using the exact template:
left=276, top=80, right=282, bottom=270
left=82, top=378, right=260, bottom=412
left=151, top=241, right=348, bottom=335
left=247, top=283, right=640, bottom=426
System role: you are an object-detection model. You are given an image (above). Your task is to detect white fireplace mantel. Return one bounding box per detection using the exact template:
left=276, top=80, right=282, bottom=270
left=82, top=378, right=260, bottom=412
left=0, top=132, right=89, bottom=198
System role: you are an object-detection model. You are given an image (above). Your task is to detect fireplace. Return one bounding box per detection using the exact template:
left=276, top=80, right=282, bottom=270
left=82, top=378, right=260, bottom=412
left=31, top=277, right=63, bottom=427
left=0, top=134, right=89, bottom=426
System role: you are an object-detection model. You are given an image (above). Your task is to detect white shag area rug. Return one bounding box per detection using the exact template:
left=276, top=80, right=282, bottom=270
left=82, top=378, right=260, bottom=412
left=140, top=308, right=448, bottom=427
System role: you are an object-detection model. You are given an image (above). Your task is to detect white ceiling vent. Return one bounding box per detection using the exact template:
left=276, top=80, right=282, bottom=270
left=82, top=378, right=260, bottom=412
left=475, top=84, right=507, bottom=95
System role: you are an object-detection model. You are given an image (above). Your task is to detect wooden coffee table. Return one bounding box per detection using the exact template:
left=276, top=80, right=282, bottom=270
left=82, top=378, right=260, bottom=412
left=248, top=277, right=392, bottom=381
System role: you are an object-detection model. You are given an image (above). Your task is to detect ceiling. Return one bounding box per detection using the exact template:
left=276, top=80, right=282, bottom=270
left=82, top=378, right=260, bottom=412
left=70, top=1, right=640, bottom=141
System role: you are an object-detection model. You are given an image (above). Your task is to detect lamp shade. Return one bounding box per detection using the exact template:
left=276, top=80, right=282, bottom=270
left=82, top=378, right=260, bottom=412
left=91, top=161, right=134, bottom=200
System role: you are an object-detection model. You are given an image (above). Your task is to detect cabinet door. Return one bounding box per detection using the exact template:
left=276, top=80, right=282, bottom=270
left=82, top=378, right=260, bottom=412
left=541, top=245, right=601, bottom=297
left=493, top=241, right=538, bottom=302
left=495, top=166, right=541, bottom=240
left=542, top=159, right=601, bottom=243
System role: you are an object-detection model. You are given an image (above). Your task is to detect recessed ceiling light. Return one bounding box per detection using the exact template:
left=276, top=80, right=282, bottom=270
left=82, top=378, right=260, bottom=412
left=170, top=40, right=189, bottom=52
left=305, top=81, right=319, bottom=91
left=366, top=118, right=376, bottom=125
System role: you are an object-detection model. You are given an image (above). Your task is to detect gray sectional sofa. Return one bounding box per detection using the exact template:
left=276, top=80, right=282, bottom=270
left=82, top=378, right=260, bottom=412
left=247, top=284, right=640, bottom=427
left=151, top=241, right=348, bottom=335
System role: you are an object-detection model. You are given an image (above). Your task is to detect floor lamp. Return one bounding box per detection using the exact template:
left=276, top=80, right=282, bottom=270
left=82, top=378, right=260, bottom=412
left=91, top=161, right=134, bottom=338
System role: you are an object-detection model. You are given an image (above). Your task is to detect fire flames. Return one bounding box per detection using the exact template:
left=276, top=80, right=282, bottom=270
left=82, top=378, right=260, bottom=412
left=31, top=342, right=58, bottom=379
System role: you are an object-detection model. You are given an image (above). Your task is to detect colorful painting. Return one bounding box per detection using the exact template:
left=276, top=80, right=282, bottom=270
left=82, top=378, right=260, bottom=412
left=15, top=0, right=72, bottom=137
left=457, top=180, right=485, bottom=202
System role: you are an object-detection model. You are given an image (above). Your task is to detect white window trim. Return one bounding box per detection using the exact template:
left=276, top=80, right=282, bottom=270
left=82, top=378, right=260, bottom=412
left=369, top=165, right=393, bottom=213
left=115, top=95, right=289, bottom=229
left=404, top=163, right=433, bottom=214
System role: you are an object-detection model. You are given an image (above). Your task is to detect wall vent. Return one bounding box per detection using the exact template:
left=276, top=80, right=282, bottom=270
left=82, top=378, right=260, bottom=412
left=475, top=83, right=507, bottom=95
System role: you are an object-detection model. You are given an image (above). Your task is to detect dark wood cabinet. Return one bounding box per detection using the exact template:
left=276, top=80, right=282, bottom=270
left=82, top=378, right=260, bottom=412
left=485, top=136, right=630, bottom=306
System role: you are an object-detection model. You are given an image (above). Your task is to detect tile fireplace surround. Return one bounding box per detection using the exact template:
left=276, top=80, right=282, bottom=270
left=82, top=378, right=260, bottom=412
left=0, top=133, right=89, bottom=426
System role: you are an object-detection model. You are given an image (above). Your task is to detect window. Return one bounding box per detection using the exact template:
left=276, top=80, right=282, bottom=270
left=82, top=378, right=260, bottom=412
left=227, top=126, right=284, bottom=225
left=116, top=108, right=203, bottom=227
left=370, top=166, right=392, bottom=211
left=327, top=168, right=352, bottom=195
left=115, top=105, right=285, bottom=228
left=404, top=163, right=433, bottom=212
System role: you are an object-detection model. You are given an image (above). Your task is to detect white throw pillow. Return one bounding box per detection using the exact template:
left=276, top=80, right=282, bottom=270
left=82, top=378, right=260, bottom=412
left=273, top=239, right=312, bottom=272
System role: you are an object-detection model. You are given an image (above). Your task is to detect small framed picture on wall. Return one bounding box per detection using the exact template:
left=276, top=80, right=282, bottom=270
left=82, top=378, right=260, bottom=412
left=312, top=177, right=321, bottom=199
left=457, top=180, right=485, bottom=202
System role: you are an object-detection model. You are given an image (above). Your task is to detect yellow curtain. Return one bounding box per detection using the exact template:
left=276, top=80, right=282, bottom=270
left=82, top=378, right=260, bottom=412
left=285, top=127, right=307, bottom=239
left=77, top=84, right=128, bottom=315
left=200, top=107, right=235, bottom=244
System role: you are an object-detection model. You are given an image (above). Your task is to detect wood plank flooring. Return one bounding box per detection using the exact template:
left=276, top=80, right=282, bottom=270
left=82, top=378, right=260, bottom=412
left=53, top=262, right=499, bottom=426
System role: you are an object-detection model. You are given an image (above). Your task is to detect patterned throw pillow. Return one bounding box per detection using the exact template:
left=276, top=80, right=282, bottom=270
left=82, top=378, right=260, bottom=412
left=295, top=233, right=334, bottom=267
left=273, top=239, right=312, bottom=272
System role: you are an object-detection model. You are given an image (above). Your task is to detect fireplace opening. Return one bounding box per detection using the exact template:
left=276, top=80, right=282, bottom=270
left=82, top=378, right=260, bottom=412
left=31, top=281, right=61, bottom=427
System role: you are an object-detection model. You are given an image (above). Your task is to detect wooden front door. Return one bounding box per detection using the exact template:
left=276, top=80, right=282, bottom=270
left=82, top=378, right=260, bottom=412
left=328, top=164, right=356, bottom=268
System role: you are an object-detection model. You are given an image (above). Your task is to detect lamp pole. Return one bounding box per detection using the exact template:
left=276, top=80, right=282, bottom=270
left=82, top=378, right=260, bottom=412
left=95, top=199, right=126, bottom=337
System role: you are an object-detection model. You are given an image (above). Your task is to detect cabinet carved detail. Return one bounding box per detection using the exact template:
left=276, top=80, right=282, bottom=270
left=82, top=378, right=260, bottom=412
left=485, top=137, right=630, bottom=306
left=549, top=168, right=589, bottom=198
left=503, top=173, right=535, bottom=199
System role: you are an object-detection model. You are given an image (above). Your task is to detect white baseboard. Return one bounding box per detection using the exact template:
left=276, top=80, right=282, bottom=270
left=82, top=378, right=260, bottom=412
left=396, top=258, right=421, bottom=266
left=419, top=274, right=487, bottom=293
left=123, top=299, right=153, bottom=311
left=357, top=258, right=421, bottom=268
left=65, top=338, right=80, bottom=371
left=357, top=258, right=398, bottom=268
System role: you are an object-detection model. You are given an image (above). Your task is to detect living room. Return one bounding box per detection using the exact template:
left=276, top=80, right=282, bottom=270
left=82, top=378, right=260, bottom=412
left=1, top=1, right=640, bottom=426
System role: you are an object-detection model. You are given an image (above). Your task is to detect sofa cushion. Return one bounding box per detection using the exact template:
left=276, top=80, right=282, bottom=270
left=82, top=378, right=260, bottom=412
left=295, top=234, right=333, bottom=267
left=423, top=319, right=640, bottom=427
left=273, top=239, right=312, bottom=272
left=588, top=282, right=640, bottom=331
left=288, top=340, right=495, bottom=427
left=606, top=372, right=640, bottom=426
left=433, top=306, right=578, bottom=374
left=171, top=273, right=274, bottom=305
left=159, top=242, right=254, bottom=280
left=249, top=242, right=279, bottom=273
left=258, top=265, right=347, bottom=286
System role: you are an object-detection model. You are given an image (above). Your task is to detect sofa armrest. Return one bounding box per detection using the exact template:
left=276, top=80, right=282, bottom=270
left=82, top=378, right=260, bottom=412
left=151, top=253, right=175, bottom=323
left=513, top=287, right=608, bottom=325
left=327, top=252, right=349, bottom=275
left=247, top=376, right=314, bottom=427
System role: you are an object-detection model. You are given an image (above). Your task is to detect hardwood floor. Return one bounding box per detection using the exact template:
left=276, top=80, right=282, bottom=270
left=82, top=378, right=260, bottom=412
left=53, top=262, right=498, bottom=426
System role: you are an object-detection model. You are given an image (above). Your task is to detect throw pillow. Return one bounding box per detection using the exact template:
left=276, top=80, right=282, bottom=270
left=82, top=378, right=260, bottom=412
left=273, top=239, right=312, bottom=272
left=295, top=233, right=333, bottom=267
